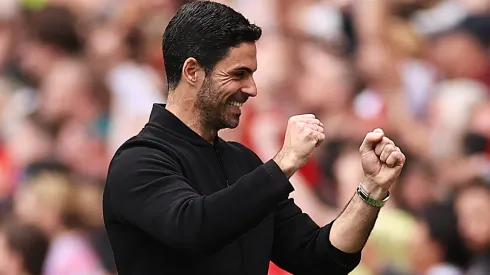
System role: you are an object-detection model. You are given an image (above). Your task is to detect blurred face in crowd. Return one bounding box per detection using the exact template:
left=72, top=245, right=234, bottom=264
left=399, top=166, right=436, bottom=213
left=297, top=44, right=354, bottom=115
left=5, top=118, right=53, bottom=168
left=38, top=60, right=89, bottom=123
left=0, top=221, right=48, bottom=275
left=430, top=32, right=488, bottom=79
left=334, top=148, right=363, bottom=205
left=455, top=186, right=490, bottom=252
left=55, top=120, right=109, bottom=179
left=17, top=38, right=56, bottom=81
left=193, top=42, right=258, bottom=130
left=13, top=188, right=51, bottom=236
left=253, top=35, right=292, bottom=101
left=13, top=175, right=71, bottom=238
left=409, top=221, right=443, bottom=273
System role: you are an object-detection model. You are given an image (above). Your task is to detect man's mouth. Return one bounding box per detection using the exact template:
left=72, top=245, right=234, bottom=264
left=227, top=101, right=244, bottom=108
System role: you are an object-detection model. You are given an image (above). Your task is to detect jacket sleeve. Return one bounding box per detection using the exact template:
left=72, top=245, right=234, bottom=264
left=271, top=199, right=362, bottom=274
left=105, top=145, right=293, bottom=255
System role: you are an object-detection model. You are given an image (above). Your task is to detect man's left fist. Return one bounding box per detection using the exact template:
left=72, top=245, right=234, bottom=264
left=359, top=128, right=406, bottom=190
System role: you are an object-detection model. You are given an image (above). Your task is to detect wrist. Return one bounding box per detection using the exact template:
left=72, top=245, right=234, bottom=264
left=360, top=178, right=389, bottom=200
left=273, top=151, right=297, bottom=178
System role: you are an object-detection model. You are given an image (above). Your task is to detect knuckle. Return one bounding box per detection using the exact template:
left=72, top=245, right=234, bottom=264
left=382, top=139, right=392, bottom=146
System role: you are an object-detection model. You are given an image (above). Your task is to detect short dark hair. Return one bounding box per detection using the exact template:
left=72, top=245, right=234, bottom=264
left=23, top=5, right=83, bottom=55
left=456, top=180, right=490, bottom=199
left=162, top=1, right=262, bottom=90
left=0, top=218, right=49, bottom=275
left=417, top=203, right=470, bottom=268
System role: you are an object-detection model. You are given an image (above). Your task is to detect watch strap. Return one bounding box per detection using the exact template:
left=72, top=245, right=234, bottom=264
left=356, top=183, right=390, bottom=208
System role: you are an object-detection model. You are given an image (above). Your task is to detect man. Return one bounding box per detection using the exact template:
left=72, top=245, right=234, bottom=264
left=455, top=182, right=490, bottom=275
left=409, top=203, right=469, bottom=275
left=0, top=218, right=49, bottom=275
left=102, top=1, right=406, bottom=274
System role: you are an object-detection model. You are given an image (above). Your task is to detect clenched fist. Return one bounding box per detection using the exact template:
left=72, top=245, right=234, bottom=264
left=359, top=128, right=406, bottom=194
left=274, top=114, right=325, bottom=178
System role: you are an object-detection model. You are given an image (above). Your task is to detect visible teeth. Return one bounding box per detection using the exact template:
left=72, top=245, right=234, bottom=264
left=228, top=101, right=243, bottom=107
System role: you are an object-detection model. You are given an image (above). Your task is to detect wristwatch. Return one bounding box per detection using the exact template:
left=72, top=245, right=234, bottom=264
left=356, top=183, right=390, bottom=208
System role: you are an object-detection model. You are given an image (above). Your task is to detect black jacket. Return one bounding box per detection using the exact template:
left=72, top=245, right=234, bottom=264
left=103, top=104, right=361, bottom=274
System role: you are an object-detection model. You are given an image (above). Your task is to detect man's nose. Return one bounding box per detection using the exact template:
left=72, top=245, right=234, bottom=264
left=242, top=77, right=257, bottom=97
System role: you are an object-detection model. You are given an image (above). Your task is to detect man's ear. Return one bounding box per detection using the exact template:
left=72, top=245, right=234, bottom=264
left=182, top=57, right=204, bottom=87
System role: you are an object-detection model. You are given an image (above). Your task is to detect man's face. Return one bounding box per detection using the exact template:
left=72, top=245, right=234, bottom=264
left=195, top=42, right=258, bottom=130
left=409, top=221, right=442, bottom=272
left=455, top=187, right=490, bottom=252
left=430, top=32, right=487, bottom=79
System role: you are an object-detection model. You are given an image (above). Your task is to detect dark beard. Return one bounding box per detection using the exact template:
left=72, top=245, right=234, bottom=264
left=194, top=77, right=227, bottom=131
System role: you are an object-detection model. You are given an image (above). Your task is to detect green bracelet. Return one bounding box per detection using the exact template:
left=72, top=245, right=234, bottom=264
left=356, top=183, right=390, bottom=208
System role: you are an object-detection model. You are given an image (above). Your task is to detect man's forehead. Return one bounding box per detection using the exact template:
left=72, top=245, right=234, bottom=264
left=218, top=42, right=257, bottom=72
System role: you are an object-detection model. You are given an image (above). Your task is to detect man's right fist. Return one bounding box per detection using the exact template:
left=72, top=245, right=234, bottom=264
left=273, top=114, right=325, bottom=178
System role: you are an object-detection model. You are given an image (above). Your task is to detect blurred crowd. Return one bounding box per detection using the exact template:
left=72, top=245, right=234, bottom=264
left=0, top=0, right=489, bottom=274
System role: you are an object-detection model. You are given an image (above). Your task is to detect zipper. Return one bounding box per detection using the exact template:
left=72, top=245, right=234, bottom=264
left=215, top=145, right=246, bottom=274
left=214, top=146, right=230, bottom=187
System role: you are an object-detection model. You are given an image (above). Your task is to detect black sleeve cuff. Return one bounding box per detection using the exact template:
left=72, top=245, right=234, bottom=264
left=263, top=159, right=295, bottom=194
left=322, top=221, right=362, bottom=271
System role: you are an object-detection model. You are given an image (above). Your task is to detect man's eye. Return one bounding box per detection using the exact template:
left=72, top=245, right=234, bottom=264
left=234, top=71, right=245, bottom=79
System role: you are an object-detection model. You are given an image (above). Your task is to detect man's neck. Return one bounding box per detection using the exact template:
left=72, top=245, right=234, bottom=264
left=166, top=98, right=217, bottom=144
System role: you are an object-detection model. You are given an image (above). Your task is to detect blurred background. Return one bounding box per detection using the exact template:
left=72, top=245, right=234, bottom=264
left=0, top=0, right=489, bottom=274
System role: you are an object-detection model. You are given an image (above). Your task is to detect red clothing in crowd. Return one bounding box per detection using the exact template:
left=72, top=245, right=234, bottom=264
left=238, top=107, right=323, bottom=275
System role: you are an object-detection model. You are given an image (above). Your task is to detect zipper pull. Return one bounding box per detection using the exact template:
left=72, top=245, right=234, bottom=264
left=214, top=147, right=230, bottom=187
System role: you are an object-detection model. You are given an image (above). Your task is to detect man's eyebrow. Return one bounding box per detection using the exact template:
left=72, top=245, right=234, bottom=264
left=233, top=66, right=255, bottom=73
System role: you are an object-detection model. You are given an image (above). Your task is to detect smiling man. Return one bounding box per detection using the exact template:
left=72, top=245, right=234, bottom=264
left=102, top=1, right=406, bottom=275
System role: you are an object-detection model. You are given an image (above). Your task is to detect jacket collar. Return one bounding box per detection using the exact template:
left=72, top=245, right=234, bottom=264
left=147, top=103, right=221, bottom=147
